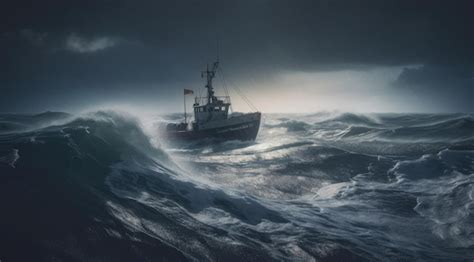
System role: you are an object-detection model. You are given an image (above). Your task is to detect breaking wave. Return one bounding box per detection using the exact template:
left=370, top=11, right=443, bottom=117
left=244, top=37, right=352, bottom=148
left=0, top=111, right=472, bottom=261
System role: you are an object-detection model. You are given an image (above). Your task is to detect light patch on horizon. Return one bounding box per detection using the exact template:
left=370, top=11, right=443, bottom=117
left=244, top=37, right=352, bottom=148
left=223, top=65, right=432, bottom=113
left=65, top=34, right=119, bottom=53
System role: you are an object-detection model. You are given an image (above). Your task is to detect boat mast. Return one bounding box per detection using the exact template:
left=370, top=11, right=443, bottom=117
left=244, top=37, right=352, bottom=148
left=202, top=61, right=219, bottom=105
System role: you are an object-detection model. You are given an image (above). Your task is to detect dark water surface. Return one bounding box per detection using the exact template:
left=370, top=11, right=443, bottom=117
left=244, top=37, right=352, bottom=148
left=0, top=111, right=473, bottom=261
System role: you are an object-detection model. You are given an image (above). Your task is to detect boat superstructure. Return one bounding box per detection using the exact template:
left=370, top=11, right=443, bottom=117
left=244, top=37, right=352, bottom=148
left=164, top=60, right=261, bottom=142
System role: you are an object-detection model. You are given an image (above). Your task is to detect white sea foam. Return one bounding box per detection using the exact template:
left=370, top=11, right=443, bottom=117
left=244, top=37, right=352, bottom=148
left=0, top=148, right=19, bottom=167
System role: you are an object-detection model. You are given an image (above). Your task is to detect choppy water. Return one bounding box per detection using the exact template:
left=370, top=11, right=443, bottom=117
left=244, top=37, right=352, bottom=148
left=0, top=111, right=473, bottom=261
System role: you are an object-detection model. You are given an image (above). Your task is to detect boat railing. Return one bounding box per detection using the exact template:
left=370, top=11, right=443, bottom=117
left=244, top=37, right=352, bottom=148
left=194, top=96, right=231, bottom=105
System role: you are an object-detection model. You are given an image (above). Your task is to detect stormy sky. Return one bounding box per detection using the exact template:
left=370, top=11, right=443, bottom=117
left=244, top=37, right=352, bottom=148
left=1, top=0, right=472, bottom=113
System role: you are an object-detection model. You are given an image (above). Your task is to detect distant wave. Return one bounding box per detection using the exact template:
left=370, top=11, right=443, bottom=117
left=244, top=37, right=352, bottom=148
left=317, top=112, right=382, bottom=127
left=379, top=115, right=474, bottom=142
left=264, top=112, right=474, bottom=144
left=0, top=111, right=71, bottom=133
left=264, top=120, right=312, bottom=132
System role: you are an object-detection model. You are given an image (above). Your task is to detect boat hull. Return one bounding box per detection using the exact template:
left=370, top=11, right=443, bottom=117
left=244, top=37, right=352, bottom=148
left=163, top=113, right=261, bottom=142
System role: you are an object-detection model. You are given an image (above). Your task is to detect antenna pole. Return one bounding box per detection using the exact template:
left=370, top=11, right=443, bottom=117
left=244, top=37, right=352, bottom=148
left=201, top=37, right=220, bottom=106
left=202, top=62, right=218, bottom=105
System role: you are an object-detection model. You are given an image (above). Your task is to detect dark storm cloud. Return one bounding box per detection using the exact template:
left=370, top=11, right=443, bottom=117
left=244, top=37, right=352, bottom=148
left=395, top=65, right=472, bottom=89
left=0, top=0, right=472, bottom=112
left=393, top=64, right=473, bottom=112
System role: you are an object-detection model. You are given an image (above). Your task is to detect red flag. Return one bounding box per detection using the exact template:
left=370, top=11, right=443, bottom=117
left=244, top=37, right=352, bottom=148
left=184, top=89, right=194, bottom=95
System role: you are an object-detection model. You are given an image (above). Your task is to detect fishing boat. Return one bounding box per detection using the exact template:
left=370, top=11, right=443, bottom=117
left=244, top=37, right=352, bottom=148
left=163, top=60, right=261, bottom=142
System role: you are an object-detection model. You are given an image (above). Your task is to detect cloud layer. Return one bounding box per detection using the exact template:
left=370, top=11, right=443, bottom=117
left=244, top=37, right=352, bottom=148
left=65, top=34, right=119, bottom=53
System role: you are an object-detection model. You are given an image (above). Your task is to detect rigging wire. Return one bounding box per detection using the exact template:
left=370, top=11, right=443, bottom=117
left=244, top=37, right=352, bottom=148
left=218, top=67, right=258, bottom=112
left=219, top=69, right=250, bottom=111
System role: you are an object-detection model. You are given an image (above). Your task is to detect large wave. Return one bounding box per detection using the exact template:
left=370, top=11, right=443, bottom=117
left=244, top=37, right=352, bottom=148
left=0, top=111, right=191, bottom=260
left=0, top=111, right=309, bottom=261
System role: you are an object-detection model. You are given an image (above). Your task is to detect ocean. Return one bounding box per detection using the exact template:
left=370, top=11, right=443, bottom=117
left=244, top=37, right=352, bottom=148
left=0, top=111, right=473, bottom=261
